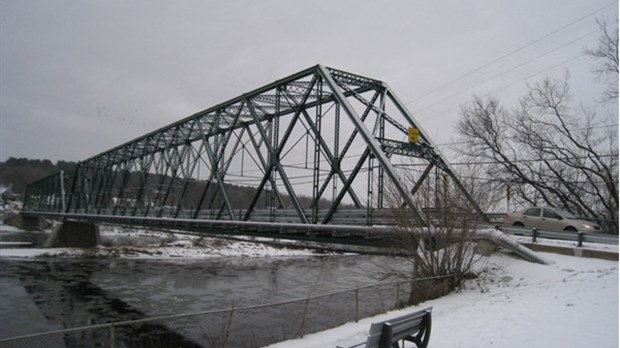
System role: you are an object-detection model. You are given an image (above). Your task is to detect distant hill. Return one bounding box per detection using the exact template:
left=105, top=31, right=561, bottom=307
left=0, top=157, right=77, bottom=196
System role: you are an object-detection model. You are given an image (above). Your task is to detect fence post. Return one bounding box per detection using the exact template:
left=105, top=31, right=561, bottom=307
left=110, top=325, right=115, bottom=348
left=223, top=305, right=235, bottom=348
left=355, top=287, right=360, bottom=323
left=296, top=296, right=310, bottom=338
left=577, top=232, right=584, bottom=247
left=532, top=228, right=538, bottom=243
left=395, top=281, right=400, bottom=309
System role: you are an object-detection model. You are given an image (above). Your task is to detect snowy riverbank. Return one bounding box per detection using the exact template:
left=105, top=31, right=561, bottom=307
left=0, top=223, right=329, bottom=259
left=1, top=217, right=618, bottom=347
left=265, top=250, right=619, bottom=348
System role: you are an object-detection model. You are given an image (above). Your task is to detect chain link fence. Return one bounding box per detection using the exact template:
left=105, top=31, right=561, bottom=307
left=0, top=275, right=453, bottom=348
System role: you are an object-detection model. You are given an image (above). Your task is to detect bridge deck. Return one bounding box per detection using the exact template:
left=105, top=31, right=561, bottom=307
left=21, top=210, right=404, bottom=246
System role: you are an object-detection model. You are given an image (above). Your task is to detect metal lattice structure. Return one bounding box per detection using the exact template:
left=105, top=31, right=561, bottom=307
left=23, top=65, right=485, bottom=236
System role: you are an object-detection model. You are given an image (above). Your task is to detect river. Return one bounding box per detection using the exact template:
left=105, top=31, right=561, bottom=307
left=0, top=252, right=411, bottom=347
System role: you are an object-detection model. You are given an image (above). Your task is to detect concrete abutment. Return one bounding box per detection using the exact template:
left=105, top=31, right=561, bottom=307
left=44, top=220, right=101, bottom=248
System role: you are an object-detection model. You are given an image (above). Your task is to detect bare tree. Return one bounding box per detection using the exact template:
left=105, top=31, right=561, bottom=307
left=584, top=17, right=619, bottom=103
left=382, top=163, right=487, bottom=304
left=455, top=75, right=619, bottom=232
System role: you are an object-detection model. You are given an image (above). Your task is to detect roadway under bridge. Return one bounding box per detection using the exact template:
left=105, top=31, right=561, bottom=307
left=21, top=65, right=549, bottom=259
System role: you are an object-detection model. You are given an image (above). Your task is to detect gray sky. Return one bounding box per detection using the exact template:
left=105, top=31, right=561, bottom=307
left=1, top=0, right=617, bottom=163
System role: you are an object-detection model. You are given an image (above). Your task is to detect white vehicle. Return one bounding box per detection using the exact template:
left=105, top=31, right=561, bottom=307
left=504, top=207, right=601, bottom=232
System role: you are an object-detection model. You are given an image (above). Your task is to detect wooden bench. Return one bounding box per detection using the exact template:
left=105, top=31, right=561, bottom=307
left=339, top=307, right=432, bottom=348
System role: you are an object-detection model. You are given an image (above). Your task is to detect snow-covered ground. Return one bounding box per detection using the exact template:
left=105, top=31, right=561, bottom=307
left=0, top=223, right=327, bottom=258
left=265, top=251, right=619, bottom=348
left=1, top=213, right=618, bottom=347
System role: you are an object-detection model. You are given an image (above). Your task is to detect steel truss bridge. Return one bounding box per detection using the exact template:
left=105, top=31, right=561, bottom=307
left=22, top=65, right=487, bottom=244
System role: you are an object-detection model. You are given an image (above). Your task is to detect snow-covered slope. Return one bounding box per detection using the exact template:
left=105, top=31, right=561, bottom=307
left=265, top=251, right=619, bottom=348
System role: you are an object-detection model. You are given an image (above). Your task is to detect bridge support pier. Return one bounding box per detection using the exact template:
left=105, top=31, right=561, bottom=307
left=44, top=220, right=100, bottom=248
left=5, top=214, right=51, bottom=230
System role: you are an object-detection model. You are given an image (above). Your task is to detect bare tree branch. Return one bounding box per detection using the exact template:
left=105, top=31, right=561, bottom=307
left=455, top=74, right=618, bottom=232
left=584, top=17, right=619, bottom=103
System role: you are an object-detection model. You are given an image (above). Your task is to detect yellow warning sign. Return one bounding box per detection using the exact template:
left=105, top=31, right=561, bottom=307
left=408, top=128, right=419, bottom=143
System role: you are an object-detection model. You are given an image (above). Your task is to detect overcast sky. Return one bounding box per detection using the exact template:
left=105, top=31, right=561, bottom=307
left=1, top=0, right=617, bottom=163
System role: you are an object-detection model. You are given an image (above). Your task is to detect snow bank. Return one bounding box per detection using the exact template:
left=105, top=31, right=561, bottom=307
left=265, top=251, right=619, bottom=348
left=0, top=247, right=85, bottom=258
left=0, top=225, right=326, bottom=259
left=512, top=234, right=619, bottom=252
left=0, top=223, right=24, bottom=233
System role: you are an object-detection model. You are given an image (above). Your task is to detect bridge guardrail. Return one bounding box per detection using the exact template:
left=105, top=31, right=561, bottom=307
left=20, top=208, right=618, bottom=247
left=497, top=225, right=619, bottom=246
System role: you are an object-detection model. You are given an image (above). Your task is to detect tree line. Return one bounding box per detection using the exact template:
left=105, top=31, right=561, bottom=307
left=0, top=157, right=77, bottom=196
left=0, top=157, right=341, bottom=210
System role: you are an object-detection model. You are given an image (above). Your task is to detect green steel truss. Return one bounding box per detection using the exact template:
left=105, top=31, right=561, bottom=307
left=23, top=65, right=486, bottom=227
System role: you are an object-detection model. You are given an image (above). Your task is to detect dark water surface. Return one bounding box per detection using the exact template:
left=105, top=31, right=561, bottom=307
left=0, top=254, right=409, bottom=346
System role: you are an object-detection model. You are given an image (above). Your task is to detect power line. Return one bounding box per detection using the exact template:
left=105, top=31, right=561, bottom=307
left=393, top=153, right=617, bottom=169
left=405, top=1, right=617, bottom=105
left=419, top=53, right=588, bottom=122
left=433, top=124, right=619, bottom=148
left=413, top=30, right=599, bottom=116
left=451, top=154, right=618, bottom=166
left=441, top=173, right=613, bottom=185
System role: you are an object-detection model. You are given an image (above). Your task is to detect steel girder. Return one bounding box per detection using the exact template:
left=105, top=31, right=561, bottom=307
left=23, top=65, right=487, bottom=226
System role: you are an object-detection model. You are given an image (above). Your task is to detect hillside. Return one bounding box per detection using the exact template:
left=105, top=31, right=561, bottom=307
left=0, top=158, right=77, bottom=195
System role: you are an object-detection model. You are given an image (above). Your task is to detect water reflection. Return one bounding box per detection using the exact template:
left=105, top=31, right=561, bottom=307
left=0, top=255, right=406, bottom=346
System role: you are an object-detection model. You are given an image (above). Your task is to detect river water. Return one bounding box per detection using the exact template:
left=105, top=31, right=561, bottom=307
left=0, top=253, right=411, bottom=347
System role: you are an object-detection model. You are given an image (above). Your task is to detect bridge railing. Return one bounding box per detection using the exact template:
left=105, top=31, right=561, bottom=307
left=21, top=205, right=414, bottom=228
left=498, top=225, right=618, bottom=246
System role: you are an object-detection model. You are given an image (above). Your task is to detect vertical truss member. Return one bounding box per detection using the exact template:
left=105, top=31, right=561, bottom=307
left=23, top=65, right=487, bottom=227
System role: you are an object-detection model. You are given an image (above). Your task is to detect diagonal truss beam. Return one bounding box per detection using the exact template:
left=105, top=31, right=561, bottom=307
left=384, top=85, right=488, bottom=220
left=317, top=65, right=427, bottom=225
left=24, top=64, right=487, bottom=228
